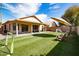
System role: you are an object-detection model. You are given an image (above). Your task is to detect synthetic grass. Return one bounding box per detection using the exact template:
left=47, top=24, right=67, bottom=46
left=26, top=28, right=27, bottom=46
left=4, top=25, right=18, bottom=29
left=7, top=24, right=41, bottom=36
left=1, top=32, right=79, bottom=56
left=0, top=32, right=61, bottom=56
left=47, top=33, right=79, bottom=56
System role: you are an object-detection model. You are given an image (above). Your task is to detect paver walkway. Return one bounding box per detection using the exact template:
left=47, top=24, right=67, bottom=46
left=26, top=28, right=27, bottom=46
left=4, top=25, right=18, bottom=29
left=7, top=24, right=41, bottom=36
left=0, top=32, right=46, bottom=40
left=0, top=34, right=6, bottom=40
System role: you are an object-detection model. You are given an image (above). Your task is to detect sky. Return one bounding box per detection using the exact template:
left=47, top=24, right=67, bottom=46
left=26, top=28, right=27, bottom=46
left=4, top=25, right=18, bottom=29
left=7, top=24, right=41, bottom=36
left=0, top=3, right=79, bottom=23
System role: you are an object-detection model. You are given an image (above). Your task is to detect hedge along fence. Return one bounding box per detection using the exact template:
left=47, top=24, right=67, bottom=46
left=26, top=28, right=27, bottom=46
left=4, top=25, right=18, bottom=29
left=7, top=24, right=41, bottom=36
left=69, top=26, right=79, bottom=36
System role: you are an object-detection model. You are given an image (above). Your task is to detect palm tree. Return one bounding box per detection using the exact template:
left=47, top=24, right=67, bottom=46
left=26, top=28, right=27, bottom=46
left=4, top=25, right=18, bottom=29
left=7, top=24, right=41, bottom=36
left=62, top=6, right=79, bottom=35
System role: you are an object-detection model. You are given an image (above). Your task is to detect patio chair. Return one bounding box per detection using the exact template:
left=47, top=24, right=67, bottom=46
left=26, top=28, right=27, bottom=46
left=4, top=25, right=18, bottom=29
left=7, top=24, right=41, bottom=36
left=56, top=33, right=67, bottom=41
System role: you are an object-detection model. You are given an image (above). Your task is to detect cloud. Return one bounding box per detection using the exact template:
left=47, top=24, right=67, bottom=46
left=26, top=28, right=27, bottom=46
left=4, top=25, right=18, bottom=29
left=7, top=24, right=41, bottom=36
left=2, top=3, right=42, bottom=18
left=49, top=4, right=60, bottom=10
left=36, top=14, right=58, bottom=25
left=36, top=14, right=50, bottom=23
left=49, top=3, right=56, bottom=5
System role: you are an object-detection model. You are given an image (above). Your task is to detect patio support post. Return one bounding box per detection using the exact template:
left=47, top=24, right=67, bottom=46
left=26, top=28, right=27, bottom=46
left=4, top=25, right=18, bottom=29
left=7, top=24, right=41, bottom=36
left=10, top=24, right=13, bottom=33
left=31, top=24, right=33, bottom=33
left=19, top=24, right=22, bottom=33
left=16, top=23, right=18, bottom=36
left=30, top=24, right=33, bottom=33
left=39, top=25, right=41, bottom=32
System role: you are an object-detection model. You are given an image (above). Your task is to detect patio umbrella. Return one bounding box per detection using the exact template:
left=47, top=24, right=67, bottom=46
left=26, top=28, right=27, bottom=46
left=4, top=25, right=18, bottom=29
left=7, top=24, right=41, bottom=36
left=51, top=18, right=71, bottom=26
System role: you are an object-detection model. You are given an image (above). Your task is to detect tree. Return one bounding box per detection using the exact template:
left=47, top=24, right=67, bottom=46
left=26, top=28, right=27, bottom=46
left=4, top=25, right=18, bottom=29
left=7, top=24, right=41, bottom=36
left=62, top=6, right=79, bottom=35
left=62, top=6, right=79, bottom=25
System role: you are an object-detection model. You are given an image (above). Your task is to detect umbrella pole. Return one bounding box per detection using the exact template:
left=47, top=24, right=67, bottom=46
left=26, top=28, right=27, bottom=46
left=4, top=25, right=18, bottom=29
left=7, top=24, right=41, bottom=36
left=5, top=33, right=8, bottom=46
left=10, top=33, right=14, bottom=54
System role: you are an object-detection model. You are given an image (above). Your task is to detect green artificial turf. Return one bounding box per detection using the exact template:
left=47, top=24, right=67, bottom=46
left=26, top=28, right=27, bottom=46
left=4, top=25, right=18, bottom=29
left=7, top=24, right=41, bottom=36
left=47, top=33, right=79, bottom=56
left=0, top=32, right=61, bottom=56
left=0, top=32, right=79, bottom=56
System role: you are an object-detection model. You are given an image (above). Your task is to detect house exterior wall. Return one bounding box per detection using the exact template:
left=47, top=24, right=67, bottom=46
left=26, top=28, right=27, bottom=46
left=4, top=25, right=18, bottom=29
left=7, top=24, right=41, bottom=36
left=39, top=25, right=47, bottom=31
left=46, top=26, right=57, bottom=32
left=19, top=24, right=22, bottom=33
left=39, top=25, right=43, bottom=32
left=2, top=21, right=43, bottom=34
left=2, top=23, right=12, bottom=33
left=10, top=23, right=13, bottom=33
left=0, top=25, right=2, bottom=33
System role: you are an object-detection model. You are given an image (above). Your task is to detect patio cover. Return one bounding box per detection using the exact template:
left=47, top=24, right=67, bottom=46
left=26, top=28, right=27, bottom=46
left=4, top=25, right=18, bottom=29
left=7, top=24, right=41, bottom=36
left=51, top=18, right=71, bottom=26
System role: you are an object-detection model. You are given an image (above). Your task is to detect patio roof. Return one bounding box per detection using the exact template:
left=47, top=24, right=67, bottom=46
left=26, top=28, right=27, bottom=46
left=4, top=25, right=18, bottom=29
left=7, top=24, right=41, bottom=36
left=3, top=16, right=47, bottom=25
left=18, top=16, right=42, bottom=23
left=51, top=18, right=72, bottom=26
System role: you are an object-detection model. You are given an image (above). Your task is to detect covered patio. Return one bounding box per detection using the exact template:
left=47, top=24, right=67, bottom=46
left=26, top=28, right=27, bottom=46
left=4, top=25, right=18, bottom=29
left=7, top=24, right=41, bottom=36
left=1, top=16, right=46, bottom=36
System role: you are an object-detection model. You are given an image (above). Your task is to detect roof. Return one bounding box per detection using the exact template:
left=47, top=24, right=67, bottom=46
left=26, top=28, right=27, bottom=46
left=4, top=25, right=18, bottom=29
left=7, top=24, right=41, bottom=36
left=18, top=16, right=43, bottom=23
left=3, top=15, right=47, bottom=25
left=51, top=17, right=72, bottom=26
left=48, top=21, right=58, bottom=27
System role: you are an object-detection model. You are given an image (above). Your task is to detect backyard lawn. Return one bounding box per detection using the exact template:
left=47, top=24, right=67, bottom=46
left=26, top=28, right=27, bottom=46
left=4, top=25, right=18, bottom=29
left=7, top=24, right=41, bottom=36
left=0, top=32, right=79, bottom=56
left=0, top=32, right=61, bottom=56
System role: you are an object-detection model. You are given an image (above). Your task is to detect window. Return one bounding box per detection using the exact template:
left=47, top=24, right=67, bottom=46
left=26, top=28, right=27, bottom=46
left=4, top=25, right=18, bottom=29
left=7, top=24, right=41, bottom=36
left=13, top=23, right=19, bottom=31
left=33, top=25, right=39, bottom=32
left=22, top=24, right=28, bottom=32
left=9, top=24, right=11, bottom=31
left=13, top=23, right=16, bottom=30
left=4, top=25, right=6, bottom=30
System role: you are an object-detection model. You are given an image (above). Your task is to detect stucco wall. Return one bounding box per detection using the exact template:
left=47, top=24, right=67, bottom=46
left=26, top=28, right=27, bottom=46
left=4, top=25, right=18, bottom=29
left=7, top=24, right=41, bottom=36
left=0, top=25, right=2, bottom=33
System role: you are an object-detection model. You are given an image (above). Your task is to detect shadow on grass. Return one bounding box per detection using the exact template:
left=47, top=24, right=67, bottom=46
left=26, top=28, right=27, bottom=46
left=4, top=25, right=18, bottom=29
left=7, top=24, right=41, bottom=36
left=0, top=44, right=11, bottom=55
left=46, top=35, right=79, bottom=56
left=32, top=34, right=56, bottom=37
